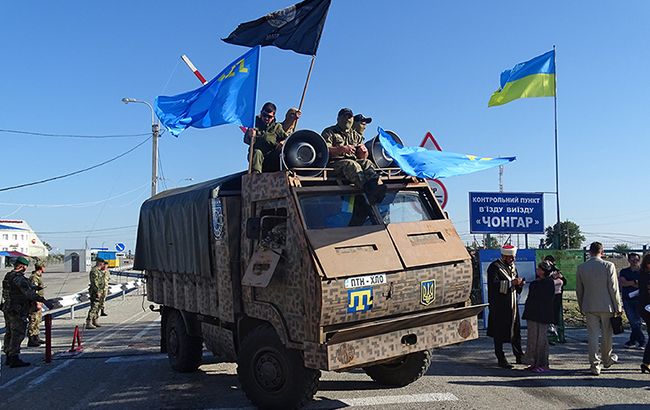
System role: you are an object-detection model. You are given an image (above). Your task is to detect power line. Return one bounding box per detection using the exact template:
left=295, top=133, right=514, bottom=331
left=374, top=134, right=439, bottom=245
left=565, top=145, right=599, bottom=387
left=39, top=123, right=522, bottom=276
left=0, top=128, right=150, bottom=139
left=0, top=136, right=151, bottom=192
left=0, top=183, right=148, bottom=208
left=37, top=224, right=137, bottom=234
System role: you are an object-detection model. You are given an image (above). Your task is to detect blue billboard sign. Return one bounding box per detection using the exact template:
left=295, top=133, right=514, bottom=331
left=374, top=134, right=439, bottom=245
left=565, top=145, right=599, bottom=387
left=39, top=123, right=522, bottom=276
left=469, top=192, right=544, bottom=234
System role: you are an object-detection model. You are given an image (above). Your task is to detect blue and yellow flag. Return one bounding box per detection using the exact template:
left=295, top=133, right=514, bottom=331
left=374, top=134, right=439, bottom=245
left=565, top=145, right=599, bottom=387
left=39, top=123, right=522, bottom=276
left=377, top=128, right=515, bottom=179
left=155, top=46, right=260, bottom=137
left=488, top=50, right=555, bottom=107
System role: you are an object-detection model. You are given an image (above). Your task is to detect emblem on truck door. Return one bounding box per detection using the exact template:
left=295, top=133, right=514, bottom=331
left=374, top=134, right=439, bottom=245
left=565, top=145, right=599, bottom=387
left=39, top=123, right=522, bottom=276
left=347, top=287, right=373, bottom=313
left=420, top=280, right=436, bottom=306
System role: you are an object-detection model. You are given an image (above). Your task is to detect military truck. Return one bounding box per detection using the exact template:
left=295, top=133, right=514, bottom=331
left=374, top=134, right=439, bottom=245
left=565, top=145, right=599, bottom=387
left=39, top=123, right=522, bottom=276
left=134, top=133, right=484, bottom=409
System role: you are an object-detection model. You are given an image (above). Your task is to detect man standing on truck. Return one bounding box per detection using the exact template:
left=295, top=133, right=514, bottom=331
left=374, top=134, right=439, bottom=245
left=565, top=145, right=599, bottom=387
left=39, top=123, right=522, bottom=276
left=487, top=245, right=525, bottom=368
left=244, top=102, right=288, bottom=173
left=85, top=257, right=108, bottom=329
left=322, top=108, right=385, bottom=204
left=352, top=113, right=372, bottom=138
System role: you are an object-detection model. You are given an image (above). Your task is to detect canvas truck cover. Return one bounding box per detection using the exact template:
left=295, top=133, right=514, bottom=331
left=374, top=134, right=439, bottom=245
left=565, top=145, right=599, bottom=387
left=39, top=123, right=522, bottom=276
left=134, top=172, right=243, bottom=275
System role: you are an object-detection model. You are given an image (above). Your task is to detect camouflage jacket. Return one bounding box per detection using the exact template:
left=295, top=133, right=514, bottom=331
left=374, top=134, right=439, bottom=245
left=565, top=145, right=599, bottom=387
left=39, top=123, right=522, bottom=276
left=30, top=271, right=45, bottom=297
left=321, top=124, right=363, bottom=161
left=244, top=117, right=287, bottom=155
left=1, top=269, right=47, bottom=315
left=89, top=266, right=107, bottom=294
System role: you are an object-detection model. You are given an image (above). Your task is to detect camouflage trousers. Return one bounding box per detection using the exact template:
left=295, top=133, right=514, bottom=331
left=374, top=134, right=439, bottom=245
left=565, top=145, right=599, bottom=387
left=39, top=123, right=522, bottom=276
left=86, top=292, right=103, bottom=321
left=28, top=308, right=42, bottom=337
left=331, top=158, right=378, bottom=188
left=251, top=148, right=281, bottom=173
left=2, top=310, right=28, bottom=357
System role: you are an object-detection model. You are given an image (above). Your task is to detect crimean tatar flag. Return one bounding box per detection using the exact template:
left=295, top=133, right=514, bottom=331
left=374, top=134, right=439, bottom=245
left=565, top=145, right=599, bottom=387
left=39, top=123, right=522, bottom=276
left=488, top=50, right=555, bottom=107
left=154, top=46, right=260, bottom=137
left=378, top=128, right=515, bottom=179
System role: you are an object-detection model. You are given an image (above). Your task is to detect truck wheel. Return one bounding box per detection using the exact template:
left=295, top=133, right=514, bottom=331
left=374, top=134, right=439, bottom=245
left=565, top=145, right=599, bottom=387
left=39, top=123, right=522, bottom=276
left=237, top=324, right=320, bottom=410
left=363, top=350, right=431, bottom=387
left=166, top=310, right=203, bottom=373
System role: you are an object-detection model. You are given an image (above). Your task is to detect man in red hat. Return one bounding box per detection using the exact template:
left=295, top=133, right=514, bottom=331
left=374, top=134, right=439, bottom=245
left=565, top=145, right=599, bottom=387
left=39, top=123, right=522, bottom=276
left=487, top=245, right=525, bottom=368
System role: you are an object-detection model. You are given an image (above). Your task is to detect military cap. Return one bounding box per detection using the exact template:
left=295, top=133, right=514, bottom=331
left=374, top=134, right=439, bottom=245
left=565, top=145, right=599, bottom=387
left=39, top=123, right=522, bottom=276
left=96, top=257, right=107, bottom=264
left=353, top=114, right=372, bottom=124
left=337, top=108, right=353, bottom=117
left=15, top=256, right=30, bottom=266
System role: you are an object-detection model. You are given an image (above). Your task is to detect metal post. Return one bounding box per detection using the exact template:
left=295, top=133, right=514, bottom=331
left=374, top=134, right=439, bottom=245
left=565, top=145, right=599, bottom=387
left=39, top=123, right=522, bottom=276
left=70, top=304, right=75, bottom=320
left=122, top=288, right=126, bottom=300
left=552, top=45, right=561, bottom=249
left=45, top=315, right=52, bottom=363
left=151, top=122, right=159, bottom=196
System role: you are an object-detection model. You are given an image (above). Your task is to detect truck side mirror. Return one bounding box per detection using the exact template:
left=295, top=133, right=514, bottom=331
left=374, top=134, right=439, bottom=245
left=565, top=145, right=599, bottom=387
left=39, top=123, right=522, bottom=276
left=246, top=217, right=261, bottom=240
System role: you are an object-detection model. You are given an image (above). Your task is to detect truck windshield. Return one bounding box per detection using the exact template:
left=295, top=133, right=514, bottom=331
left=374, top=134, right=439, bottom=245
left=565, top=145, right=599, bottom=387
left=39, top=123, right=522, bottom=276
left=300, top=194, right=378, bottom=229
left=377, top=190, right=439, bottom=224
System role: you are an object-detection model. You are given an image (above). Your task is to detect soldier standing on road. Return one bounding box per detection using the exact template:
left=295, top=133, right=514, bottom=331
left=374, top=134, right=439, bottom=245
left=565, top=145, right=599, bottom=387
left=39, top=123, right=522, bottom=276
left=244, top=102, right=288, bottom=173
left=27, top=262, right=46, bottom=347
left=322, top=108, right=385, bottom=204
left=99, top=262, right=111, bottom=317
left=85, top=257, right=108, bottom=329
left=352, top=113, right=372, bottom=138
left=1, top=256, right=54, bottom=367
left=487, top=245, right=525, bottom=369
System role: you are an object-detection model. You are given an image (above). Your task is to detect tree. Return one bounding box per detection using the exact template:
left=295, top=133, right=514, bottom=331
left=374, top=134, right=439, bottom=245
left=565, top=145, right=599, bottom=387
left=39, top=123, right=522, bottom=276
left=483, top=235, right=500, bottom=249
left=612, top=243, right=631, bottom=255
left=544, top=221, right=585, bottom=250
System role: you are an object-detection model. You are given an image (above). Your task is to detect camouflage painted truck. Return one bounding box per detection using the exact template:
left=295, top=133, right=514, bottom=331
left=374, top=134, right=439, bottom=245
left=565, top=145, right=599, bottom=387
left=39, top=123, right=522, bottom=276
left=134, top=141, right=484, bottom=409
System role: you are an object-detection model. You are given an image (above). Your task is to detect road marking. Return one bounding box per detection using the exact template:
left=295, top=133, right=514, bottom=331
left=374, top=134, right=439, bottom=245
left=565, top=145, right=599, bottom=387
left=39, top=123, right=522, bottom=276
left=105, top=353, right=167, bottom=364
left=0, top=367, right=40, bottom=390
left=206, top=392, right=459, bottom=410
left=131, top=317, right=160, bottom=341
left=26, top=309, right=153, bottom=389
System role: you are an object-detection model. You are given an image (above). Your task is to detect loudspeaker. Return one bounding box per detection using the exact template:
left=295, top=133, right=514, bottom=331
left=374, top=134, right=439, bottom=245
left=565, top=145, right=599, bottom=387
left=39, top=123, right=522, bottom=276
left=365, top=130, right=403, bottom=169
left=281, top=129, right=329, bottom=176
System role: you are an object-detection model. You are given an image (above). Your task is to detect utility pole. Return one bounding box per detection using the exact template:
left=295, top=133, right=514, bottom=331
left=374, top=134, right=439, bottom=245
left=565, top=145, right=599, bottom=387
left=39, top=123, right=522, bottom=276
left=122, top=98, right=159, bottom=197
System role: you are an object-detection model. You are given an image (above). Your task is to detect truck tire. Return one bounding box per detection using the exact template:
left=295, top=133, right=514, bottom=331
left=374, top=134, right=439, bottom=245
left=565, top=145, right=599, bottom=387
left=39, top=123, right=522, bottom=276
left=237, top=324, right=320, bottom=410
left=166, top=310, right=203, bottom=373
left=363, top=350, right=431, bottom=387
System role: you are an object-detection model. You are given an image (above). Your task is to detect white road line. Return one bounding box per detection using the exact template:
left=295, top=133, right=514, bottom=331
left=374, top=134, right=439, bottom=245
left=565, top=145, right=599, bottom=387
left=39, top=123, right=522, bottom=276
left=0, top=367, right=40, bottom=390
left=26, top=309, right=153, bottom=389
left=131, top=317, right=160, bottom=341
left=206, top=392, right=459, bottom=410
left=105, top=354, right=167, bottom=364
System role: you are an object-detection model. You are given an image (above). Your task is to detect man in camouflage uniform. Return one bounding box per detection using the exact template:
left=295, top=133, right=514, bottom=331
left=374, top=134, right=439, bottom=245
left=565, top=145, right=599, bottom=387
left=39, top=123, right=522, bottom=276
left=99, top=263, right=111, bottom=317
left=27, top=262, right=46, bottom=347
left=2, top=256, right=54, bottom=367
left=244, top=102, right=288, bottom=173
left=85, top=257, right=108, bottom=329
left=322, top=108, right=385, bottom=204
left=352, top=113, right=372, bottom=138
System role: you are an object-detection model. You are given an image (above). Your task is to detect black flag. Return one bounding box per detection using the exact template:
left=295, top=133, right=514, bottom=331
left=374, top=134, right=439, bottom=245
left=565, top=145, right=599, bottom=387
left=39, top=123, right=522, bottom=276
left=222, top=0, right=331, bottom=56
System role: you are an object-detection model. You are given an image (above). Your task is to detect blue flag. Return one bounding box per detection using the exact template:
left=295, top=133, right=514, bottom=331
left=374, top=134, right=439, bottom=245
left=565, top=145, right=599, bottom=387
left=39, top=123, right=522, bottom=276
left=378, top=127, right=516, bottom=179
left=154, top=46, right=260, bottom=137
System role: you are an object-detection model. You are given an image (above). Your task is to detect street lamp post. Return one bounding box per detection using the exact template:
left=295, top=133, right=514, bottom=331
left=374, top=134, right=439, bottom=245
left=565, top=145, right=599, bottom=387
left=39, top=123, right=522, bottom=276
left=122, top=97, right=160, bottom=197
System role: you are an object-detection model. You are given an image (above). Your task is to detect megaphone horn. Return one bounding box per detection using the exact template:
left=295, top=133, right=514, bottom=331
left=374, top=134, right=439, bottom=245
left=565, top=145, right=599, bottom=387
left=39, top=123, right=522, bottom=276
left=281, top=130, right=329, bottom=176
left=365, top=130, right=403, bottom=169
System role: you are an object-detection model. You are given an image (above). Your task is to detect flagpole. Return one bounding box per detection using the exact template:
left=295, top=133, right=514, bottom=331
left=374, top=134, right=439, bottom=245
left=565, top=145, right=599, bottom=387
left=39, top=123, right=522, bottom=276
left=553, top=45, right=561, bottom=248
left=292, top=55, right=316, bottom=130
left=248, top=46, right=262, bottom=174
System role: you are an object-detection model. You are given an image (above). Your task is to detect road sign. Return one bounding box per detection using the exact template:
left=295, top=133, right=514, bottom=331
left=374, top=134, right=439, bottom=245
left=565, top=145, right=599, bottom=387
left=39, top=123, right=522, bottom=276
left=469, top=192, right=544, bottom=234
left=115, top=243, right=125, bottom=252
left=427, top=179, right=448, bottom=209
left=419, top=132, right=448, bottom=209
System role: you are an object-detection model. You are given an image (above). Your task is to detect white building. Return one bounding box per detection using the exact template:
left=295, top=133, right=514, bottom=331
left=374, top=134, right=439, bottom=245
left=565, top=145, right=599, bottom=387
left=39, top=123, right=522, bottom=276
left=64, top=249, right=92, bottom=273
left=0, top=219, right=49, bottom=267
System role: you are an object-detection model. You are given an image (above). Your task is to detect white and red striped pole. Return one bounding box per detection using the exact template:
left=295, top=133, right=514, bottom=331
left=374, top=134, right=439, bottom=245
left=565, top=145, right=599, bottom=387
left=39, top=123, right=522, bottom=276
left=181, top=54, right=208, bottom=85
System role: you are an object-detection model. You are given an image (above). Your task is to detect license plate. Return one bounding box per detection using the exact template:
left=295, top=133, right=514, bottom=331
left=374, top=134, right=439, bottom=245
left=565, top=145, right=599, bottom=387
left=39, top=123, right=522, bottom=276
left=344, top=274, right=386, bottom=289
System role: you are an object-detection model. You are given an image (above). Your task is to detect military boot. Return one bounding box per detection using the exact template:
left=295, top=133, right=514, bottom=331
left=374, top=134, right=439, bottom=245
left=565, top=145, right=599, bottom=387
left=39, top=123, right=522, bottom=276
left=36, top=335, right=45, bottom=344
left=27, top=336, right=41, bottom=347
left=8, top=355, right=31, bottom=368
left=100, top=309, right=108, bottom=317
left=92, top=319, right=102, bottom=328
left=85, top=319, right=96, bottom=329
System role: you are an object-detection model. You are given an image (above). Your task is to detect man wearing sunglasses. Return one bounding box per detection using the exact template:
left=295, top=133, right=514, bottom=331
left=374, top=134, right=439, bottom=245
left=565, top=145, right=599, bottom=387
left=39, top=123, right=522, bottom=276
left=321, top=108, right=385, bottom=204
left=244, top=102, right=288, bottom=173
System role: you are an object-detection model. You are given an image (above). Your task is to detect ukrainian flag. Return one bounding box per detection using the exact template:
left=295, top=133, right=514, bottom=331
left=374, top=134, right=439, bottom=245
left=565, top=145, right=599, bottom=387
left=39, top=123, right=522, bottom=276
left=488, top=50, right=555, bottom=107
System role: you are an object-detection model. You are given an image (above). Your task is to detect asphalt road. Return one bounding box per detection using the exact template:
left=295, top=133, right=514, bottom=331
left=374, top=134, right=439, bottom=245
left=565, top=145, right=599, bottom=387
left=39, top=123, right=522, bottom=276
left=1, top=292, right=649, bottom=409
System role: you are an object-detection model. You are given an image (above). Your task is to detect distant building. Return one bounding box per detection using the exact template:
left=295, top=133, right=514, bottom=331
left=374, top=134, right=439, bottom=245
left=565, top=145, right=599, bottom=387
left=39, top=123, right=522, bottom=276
left=64, top=249, right=92, bottom=273
left=0, top=219, right=49, bottom=267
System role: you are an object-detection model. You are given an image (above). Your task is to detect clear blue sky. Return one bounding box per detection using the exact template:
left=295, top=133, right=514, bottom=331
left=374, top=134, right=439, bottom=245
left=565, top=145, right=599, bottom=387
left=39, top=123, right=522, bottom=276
left=2, top=1, right=649, bottom=253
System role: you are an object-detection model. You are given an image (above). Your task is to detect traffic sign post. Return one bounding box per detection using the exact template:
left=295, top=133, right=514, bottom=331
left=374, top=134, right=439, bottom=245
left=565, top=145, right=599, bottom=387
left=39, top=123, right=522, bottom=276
left=419, top=131, right=448, bottom=209
left=115, top=243, right=125, bottom=252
